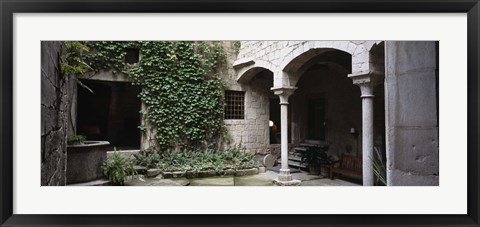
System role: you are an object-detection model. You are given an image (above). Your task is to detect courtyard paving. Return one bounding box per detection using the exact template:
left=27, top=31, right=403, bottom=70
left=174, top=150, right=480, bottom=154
left=123, top=170, right=360, bottom=186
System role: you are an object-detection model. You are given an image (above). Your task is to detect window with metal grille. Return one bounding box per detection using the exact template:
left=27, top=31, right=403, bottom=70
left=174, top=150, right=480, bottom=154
left=224, top=91, right=245, bottom=119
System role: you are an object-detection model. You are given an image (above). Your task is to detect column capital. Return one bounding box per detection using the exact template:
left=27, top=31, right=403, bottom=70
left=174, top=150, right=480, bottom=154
left=271, top=86, right=297, bottom=104
left=348, top=72, right=384, bottom=98
left=348, top=72, right=383, bottom=86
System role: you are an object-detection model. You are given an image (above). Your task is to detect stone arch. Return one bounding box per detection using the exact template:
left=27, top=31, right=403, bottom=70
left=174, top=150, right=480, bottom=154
left=277, top=41, right=373, bottom=87
left=287, top=46, right=363, bottom=157
left=235, top=60, right=275, bottom=84
left=230, top=58, right=275, bottom=155
left=280, top=42, right=354, bottom=72
left=281, top=48, right=353, bottom=87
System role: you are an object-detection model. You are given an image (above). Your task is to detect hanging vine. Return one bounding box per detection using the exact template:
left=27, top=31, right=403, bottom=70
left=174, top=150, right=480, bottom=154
left=80, top=41, right=228, bottom=151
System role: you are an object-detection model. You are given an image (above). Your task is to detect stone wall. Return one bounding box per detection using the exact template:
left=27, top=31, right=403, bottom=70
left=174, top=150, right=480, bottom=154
left=68, top=42, right=272, bottom=153
left=385, top=41, right=439, bottom=186
left=224, top=42, right=271, bottom=154
left=41, top=41, right=68, bottom=186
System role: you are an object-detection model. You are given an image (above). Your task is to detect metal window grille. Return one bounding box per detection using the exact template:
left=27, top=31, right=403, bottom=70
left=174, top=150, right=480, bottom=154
left=224, top=91, right=245, bottom=119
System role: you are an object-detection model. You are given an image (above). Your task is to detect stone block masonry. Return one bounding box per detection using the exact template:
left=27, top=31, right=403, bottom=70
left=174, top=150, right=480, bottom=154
left=41, top=41, right=68, bottom=186
left=385, top=41, right=439, bottom=186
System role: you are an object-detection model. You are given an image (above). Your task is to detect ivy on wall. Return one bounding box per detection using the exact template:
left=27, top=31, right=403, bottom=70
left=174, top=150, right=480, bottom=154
left=81, top=41, right=228, bottom=151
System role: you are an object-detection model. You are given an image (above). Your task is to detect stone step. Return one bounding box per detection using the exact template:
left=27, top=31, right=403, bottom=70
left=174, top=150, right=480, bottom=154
left=294, top=147, right=308, bottom=152
left=303, top=139, right=325, bottom=145
left=67, top=179, right=110, bottom=186
left=288, top=155, right=302, bottom=162
left=299, top=143, right=328, bottom=148
left=277, top=159, right=307, bottom=169
left=281, top=142, right=329, bottom=169
left=290, top=161, right=307, bottom=169
left=297, top=140, right=328, bottom=148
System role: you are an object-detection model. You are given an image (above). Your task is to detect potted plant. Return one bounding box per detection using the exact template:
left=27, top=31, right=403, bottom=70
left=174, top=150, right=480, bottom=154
left=297, top=145, right=330, bottom=175
left=67, top=134, right=87, bottom=145
left=102, top=150, right=137, bottom=185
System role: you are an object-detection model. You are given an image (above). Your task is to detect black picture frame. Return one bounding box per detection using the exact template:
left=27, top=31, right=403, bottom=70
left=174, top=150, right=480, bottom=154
left=1, top=0, right=479, bottom=226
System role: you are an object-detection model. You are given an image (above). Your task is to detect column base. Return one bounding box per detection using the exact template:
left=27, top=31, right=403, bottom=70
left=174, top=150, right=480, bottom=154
left=274, top=169, right=301, bottom=186
left=273, top=179, right=301, bottom=186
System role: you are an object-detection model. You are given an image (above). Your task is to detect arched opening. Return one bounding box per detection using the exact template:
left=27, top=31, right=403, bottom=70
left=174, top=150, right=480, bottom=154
left=228, top=66, right=282, bottom=156
left=290, top=49, right=362, bottom=166
left=245, top=69, right=284, bottom=145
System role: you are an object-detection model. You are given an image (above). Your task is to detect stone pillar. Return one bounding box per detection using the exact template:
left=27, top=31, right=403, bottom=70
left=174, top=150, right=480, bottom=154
left=348, top=72, right=382, bottom=186
left=384, top=41, right=439, bottom=186
left=271, top=86, right=300, bottom=185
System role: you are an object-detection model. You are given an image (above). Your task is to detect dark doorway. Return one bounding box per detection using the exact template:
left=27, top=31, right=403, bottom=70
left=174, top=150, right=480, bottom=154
left=269, top=98, right=281, bottom=144
left=307, top=98, right=326, bottom=140
left=77, top=80, right=141, bottom=149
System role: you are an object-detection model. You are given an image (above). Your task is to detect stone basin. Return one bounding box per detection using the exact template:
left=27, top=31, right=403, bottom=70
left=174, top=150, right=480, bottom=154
left=67, top=141, right=110, bottom=184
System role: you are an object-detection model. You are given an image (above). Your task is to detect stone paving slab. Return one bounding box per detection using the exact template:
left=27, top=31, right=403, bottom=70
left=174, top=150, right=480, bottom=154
left=125, top=175, right=189, bottom=186
left=291, top=172, right=325, bottom=181
left=234, top=174, right=275, bottom=186
left=120, top=170, right=360, bottom=186
left=170, top=178, right=191, bottom=186
left=259, top=170, right=323, bottom=181
left=300, top=178, right=360, bottom=186
left=189, top=176, right=234, bottom=186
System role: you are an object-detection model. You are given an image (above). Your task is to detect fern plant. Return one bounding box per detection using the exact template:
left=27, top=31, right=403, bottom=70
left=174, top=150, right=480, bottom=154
left=371, top=147, right=387, bottom=186
left=102, top=150, right=137, bottom=185
left=61, top=41, right=94, bottom=94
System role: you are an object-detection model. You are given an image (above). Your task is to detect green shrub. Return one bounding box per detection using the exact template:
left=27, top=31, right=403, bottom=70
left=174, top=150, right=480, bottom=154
left=61, top=41, right=94, bottom=94
left=134, top=150, right=161, bottom=168
left=133, top=145, right=261, bottom=173
left=102, top=151, right=137, bottom=185
left=67, top=135, right=87, bottom=144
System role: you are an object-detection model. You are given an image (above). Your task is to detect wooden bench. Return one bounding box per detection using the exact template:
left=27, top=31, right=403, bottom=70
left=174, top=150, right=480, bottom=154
left=329, top=154, right=362, bottom=181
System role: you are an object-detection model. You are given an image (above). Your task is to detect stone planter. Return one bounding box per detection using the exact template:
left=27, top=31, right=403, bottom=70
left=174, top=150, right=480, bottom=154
left=146, top=169, right=161, bottom=178
left=67, top=141, right=110, bottom=184
left=162, top=172, right=174, bottom=178
left=258, top=166, right=266, bottom=173
left=224, top=169, right=236, bottom=176
left=142, top=168, right=260, bottom=179
left=186, top=170, right=198, bottom=178
left=235, top=168, right=258, bottom=176
left=198, top=170, right=217, bottom=178
left=218, top=169, right=235, bottom=176
left=172, top=171, right=186, bottom=178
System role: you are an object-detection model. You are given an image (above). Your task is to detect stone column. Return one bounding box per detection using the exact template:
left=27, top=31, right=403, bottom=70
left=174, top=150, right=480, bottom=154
left=271, top=86, right=300, bottom=185
left=348, top=72, right=382, bottom=186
